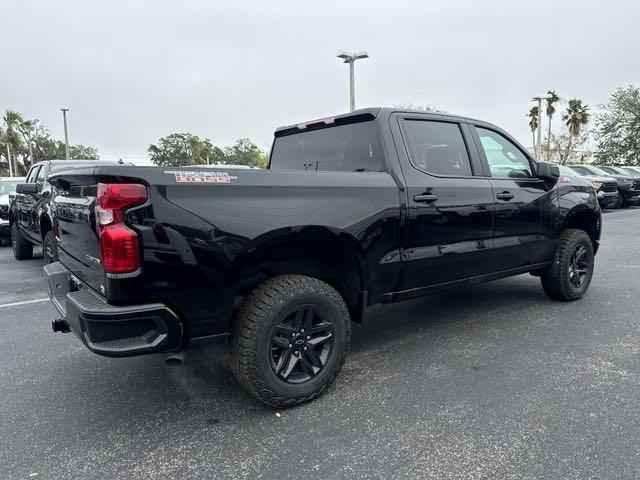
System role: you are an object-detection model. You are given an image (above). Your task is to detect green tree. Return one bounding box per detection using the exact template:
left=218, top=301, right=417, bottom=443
left=545, top=90, right=560, bottom=161
left=222, top=138, right=266, bottom=168
left=561, top=99, right=590, bottom=164
left=528, top=106, right=539, bottom=150
left=148, top=133, right=213, bottom=167
left=594, top=85, right=640, bottom=165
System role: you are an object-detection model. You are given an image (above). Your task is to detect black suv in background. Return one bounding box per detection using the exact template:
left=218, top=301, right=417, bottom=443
left=568, top=164, right=640, bottom=208
left=10, top=160, right=126, bottom=262
left=560, top=166, right=619, bottom=209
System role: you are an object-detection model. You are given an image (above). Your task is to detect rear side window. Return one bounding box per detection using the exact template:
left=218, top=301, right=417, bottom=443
left=402, top=120, right=472, bottom=176
left=270, top=121, right=385, bottom=172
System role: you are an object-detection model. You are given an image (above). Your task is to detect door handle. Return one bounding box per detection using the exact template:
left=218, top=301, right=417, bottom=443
left=496, top=191, right=514, bottom=201
left=413, top=194, right=438, bottom=203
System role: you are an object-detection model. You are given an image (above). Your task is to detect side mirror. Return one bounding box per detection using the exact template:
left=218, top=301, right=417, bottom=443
left=16, top=183, right=38, bottom=194
left=536, top=162, right=560, bottom=183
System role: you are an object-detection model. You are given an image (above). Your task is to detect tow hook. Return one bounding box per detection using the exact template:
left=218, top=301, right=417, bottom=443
left=52, top=318, right=70, bottom=333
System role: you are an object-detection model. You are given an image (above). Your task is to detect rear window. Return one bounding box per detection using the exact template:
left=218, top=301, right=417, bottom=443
left=402, top=120, right=472, bottom=176
left=270, top=121, right=385, bottom=172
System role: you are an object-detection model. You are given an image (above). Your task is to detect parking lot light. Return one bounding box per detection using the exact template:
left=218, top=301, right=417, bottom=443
left=336, top=50, right=369, bottom=112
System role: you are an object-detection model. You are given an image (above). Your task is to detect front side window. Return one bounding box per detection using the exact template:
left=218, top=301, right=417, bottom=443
left=402, top=120, right=472, bottom=176
left=270, top=121, right=385, bottom=172
left=475, top=127, right=533, bottom=178
left=35, top=165, right=47, bottom=192
left=26, top=166, right=40, bottom=183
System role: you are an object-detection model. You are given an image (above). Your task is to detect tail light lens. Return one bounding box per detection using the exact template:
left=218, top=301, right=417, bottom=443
left=96, top=183, right=147, bottom=275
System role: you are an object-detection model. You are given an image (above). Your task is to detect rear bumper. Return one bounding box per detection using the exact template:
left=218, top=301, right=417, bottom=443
left=44, top=262, right=183, bottom=357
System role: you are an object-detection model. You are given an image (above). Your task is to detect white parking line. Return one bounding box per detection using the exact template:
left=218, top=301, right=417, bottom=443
left=603, top=209, right=640, bottom=216
left=0, top=298, right=49, bottom=309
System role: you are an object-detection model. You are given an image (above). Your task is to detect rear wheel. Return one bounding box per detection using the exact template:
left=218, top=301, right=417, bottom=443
left=541, top=229, right=594, bottom=301
left=11, top=223, right=33, bottom=260
left=43, top=230, right=58, bottom=264
left=614, top=194, right=624, bottom=209
left=231, top=274, right=351, bottom=408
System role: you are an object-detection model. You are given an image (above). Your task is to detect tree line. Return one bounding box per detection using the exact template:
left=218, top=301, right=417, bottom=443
left=0, top=111, right=99, bottom=175
left=526, top=85, right=640, bottom=166
left=147, top=134, right=268, bottom=168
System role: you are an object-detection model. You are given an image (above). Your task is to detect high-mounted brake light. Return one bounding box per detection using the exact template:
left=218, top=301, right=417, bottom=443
left=296, top=116, right=335, bottom=130
left=96, top=183, right=147, bottom=275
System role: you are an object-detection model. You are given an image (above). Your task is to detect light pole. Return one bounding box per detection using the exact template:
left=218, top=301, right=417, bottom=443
left=336, top=50, right=369, bottom=112
left=531, top=94, right=552, bottom=160
left=61, top=108, right=70, bottom=159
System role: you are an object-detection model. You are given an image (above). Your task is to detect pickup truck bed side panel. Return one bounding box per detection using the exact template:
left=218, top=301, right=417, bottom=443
left=52, top=167, right=403, bottom=338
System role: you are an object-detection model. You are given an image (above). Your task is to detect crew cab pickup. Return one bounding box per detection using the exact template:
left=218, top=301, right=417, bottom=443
left=44, top=108, right=601, bottom=408
left=10, top=160, right=127, bottom=262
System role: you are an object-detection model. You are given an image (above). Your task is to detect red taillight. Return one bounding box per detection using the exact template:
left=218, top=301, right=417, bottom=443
left=96, top=183, right=147, bottom=275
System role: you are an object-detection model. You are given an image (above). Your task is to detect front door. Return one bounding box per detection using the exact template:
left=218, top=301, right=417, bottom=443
left=471, top=125, right=553, bottom=269
left=394, top=116, right=496, bottom=290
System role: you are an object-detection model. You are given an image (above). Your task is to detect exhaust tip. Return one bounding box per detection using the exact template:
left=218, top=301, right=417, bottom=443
left=51, top=318, right=70, bottom=333
left=165, top=354, right=183, bottom=366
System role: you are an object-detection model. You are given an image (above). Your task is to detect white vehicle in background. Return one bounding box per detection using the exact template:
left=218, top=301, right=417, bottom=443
left=0, top=177, right=26, bottom=245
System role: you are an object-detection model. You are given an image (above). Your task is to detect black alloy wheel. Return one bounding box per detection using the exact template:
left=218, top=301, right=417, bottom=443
left=270, top=305, right=334, bottom=384
left=568, top=244, right=589, bottom=289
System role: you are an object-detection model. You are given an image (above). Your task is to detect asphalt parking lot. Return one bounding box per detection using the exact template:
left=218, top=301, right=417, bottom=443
left=1, top=208, right=640, bottom=480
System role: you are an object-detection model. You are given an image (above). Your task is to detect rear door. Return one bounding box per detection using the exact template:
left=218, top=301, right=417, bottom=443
left=470, top=125, right=553, bottom=268
left=393, top=114, right=496, bottom=290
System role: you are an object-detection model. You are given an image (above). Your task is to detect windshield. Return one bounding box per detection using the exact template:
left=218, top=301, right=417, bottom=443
left=0, top=180, right=22, bottom=194
left=585, top=165, right=615, bottom=176
left=270, top=121, right=385, bottom=172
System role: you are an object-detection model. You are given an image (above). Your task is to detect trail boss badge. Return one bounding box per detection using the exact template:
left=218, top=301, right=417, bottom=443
left=165, top=170, right=239, bottom=184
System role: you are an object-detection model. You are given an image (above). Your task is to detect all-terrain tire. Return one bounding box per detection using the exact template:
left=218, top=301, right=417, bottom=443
left=11, top=223, right=33, bottom=260
left=231, top=274, right=351, bottom=409
left=541, top=229, right=594, bottom=301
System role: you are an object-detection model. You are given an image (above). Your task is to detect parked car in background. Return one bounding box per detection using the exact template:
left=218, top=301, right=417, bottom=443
left=0, top=177, right=26, bottom=246
left=568, top=164, right=640, bottom=208
left=44, top=108, right=601, bottom=408
left=9, top=160, right=129, bottom=262
left=559, top=166, right=619, bottom=209
left=616, top=165, right=640, bottom=175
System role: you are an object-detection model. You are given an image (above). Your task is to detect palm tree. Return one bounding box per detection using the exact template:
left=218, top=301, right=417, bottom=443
left=561, top=99, right=590, bottom=164
left=545, top=90, right=560, bottom=160
left=3, top=110, right=26, bottom=175
left=528, top=106, right=539, bottom=151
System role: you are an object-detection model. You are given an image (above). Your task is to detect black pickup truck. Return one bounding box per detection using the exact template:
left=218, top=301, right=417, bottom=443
left=44, top=108, right=601, bottom=408
left=10, top=160, right=126, bottom=262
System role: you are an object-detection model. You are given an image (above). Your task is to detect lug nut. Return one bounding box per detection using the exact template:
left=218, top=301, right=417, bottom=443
left=306, top=336, right=311, bottom=340
left=288, top=344, right=292, bottom=348
left=303, top=346, right=308, bottom=351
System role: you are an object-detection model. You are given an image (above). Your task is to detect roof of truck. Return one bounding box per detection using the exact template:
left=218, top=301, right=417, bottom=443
left=274, top=107, right=490, bottom=137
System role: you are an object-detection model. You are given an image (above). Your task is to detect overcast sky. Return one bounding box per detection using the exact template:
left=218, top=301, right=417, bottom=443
left=2, top=0, right=639, bottom=161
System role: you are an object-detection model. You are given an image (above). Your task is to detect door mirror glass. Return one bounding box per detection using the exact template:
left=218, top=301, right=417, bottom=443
left=536, top=162, right=560, bottom=182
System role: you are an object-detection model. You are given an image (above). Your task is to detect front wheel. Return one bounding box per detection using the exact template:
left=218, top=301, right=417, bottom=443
left=541, top=229, right=594, bottom=301
left=231, top=274, right=351, bottom=408
left=11, top=223, right=33, bottom=260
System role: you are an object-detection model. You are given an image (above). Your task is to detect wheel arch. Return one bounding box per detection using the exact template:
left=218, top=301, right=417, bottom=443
left=563, top=209, right=600, bottom=254
left=229, top=226, right=367, bottom=322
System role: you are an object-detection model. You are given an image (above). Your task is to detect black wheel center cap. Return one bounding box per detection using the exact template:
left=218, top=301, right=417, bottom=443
left=294, top=339, right=305, bottom=348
